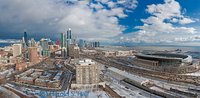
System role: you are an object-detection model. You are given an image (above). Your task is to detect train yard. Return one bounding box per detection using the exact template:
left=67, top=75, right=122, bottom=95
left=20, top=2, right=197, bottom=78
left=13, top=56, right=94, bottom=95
left=82, top=53, right=200, bottom=86
left=81, top=53, right=200, bottom=98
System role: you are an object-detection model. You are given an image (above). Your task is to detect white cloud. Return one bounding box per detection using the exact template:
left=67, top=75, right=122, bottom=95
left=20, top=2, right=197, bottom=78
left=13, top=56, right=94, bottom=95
left=90, top=3, right=104, bottom=10
left=146, top=0, right=181, bottom=20
left=120, top=0, right=199, bottom=45
left=107, top=1, right=115, bottom=8
left=111, top=8, right=127, bottom=18
left=117, top=0, right=138, bottom=10
left=0, top=0, right=137, bottom=41
left=100, top=0, right=110, bottom=4
left=178, top=17, right=195, bottom=24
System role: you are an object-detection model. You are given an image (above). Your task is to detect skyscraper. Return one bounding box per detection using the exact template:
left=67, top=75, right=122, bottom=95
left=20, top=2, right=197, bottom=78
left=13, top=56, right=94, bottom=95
left=97, top=41, right=100, bottom=47
left=40, top=38, right=49, bottom=50
left=76, top=59, right=100, bottom=84
left=28, top=38, right=36, bottom=47
left=56, top=39, right=60, bottom=46
left=21, top=37, right=27, bottom=49
left=69, top=44, right=80, bottom=58
left=66, top=28, right=72, bottom=56
left=28, top=47, right=39, bottom=63
left=12, top=44, right=22, bottom=57
left=93, top=41, right=100, bottom=47
left=60, top=33, right=66, bottom=48
left=67, top=28, right=72, bottom=39
left=24, top=32, right=28, bottom=46
left=40, top=38, right=50, bottom=57
left=78, top=39, right=86, bottom=48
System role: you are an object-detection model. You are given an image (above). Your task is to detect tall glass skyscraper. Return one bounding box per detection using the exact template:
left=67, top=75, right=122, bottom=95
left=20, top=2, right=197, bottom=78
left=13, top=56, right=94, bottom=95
left=24, top=32, right=28, bottom=46
left=60, top=33, right=66, bottom=48
left=60, top=28, right=72, bottom=57
left=66, top=28, right=72, bottom=56
left=40, top=38, right=50, bottom=57
left=67, top=28, right=72, bottom=39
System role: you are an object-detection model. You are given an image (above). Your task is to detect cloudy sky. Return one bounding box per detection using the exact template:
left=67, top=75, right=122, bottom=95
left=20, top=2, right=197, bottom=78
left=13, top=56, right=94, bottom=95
left=0, top=0, right=200, bottom=46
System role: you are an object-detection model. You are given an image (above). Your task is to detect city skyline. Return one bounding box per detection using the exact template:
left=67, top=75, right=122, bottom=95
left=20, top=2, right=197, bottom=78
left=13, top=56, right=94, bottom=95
left=0, top=1, right=200, bottom=97
left=0, top=0, right=200, bottom=46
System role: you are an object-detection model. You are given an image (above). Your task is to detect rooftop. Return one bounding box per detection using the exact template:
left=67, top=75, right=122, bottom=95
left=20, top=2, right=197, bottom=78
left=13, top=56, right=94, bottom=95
left=78, top=59, right=95, bottom=66
left=135, top=53, right=190, bottom=60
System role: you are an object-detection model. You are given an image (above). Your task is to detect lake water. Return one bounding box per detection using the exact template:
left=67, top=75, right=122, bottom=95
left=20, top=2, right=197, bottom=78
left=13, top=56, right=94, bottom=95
left=0, top=43, right=12, bottom=47
left=102, top=45, right=200, bottom=59
left=1, top=43, right=200, bottom=59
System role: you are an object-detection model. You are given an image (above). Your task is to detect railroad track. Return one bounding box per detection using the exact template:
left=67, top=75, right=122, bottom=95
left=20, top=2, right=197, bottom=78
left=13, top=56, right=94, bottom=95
left=81, top=54, right=200, bottom=85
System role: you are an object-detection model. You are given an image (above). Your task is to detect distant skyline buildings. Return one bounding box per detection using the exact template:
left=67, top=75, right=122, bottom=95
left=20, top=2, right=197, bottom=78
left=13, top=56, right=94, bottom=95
left=78, top=39, right=85, bottom=48
left=0, top=0, right=200, bottom=46
left=7, top=28, right=87, bottom=59
left=12, top=44, right=22, bottom=57
left=92, top=42, right=100, bottom=48
left=24, top=32, right=28, bottom=46
left=66, top=28, right=72, bottom=56
left=56, top=39, right=60, bottom=46
left=69, top=44, right=80, bottom=59
left=60, top=28, right=72, bottom=48
left=67, top=28, right=72, bottom=39
left=40, top=38, right=51, bottom=57
left=21, top=37, right=27, bottom=49
left=60, top=28, right=73, bottom=58
left=28, top=47, right=39, bottom=63
left=60, top=33, right=66, bottom=48
left=40, top=38, right=49, bottom=50
left=28, top=38, right=36, bottom=47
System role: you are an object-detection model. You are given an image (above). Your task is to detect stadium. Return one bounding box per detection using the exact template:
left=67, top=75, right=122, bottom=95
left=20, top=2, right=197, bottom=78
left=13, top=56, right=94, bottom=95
left=134, top=53, right=192, bottom=66
left=133, top=52, right=196, bottom=73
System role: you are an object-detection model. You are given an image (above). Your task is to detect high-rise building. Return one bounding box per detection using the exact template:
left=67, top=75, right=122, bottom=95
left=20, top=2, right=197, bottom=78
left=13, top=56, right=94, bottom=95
left=97, top=41, right=100, bottom=47
left=78, top=39, right=86, bottom=48
left=28, top=47, right=39, bottom=63
left=92, top=41, right=100, bottom=47
left=40, top=38, right=49, bottom=50
left=24, top=32, right=28, bottom=46
left=56, top=39, right=60, bottom=46
left=49, top=45, right=59, bottom=52
left=76, top=59, right=100, bottom=84
left=12, top=44, right=22, bottom=57
left=40, top=38, right=50, bottom=57
left=28, top=38, right=36, bottom=47
left=69, top=44, right=80, bottom=58
left=66, top=28, right=72, bottom=56
left=60, top=28, right=73, bottom=57
left=60, top=33, right=66, bottom=48
left=21, top=37, right=27, bottom=49
left=38, top=46, right=43, bottom=56
left=87, top=41, right=101, bottom=48
left=67, top=28, right=72, bottom=39
left=41, top=50, right=50, bottom=57
left=61, top=47, right=67, bottom=58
